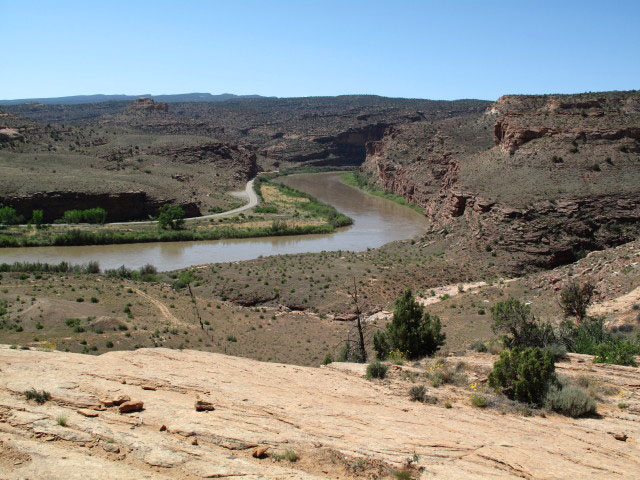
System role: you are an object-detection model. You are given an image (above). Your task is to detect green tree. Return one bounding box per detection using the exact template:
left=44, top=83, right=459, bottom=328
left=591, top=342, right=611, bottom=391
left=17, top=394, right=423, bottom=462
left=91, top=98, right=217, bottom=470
left=488, top=347, right=556, bottom=406
left=0, top=205, right=23, bottom=225
left=373, top=289, right=445, bottom=360
left=31, top=209, right=44, bottom=227
left=559, top=281, right=595, bottom=323
left=157, top=204, right=185, bottom=230
left=491, top=298, right=555, bottom=349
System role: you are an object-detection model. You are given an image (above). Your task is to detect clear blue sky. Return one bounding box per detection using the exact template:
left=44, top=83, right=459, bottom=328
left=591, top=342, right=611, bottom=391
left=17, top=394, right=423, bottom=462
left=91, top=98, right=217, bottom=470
left=2, top=0, right=638, bottom=100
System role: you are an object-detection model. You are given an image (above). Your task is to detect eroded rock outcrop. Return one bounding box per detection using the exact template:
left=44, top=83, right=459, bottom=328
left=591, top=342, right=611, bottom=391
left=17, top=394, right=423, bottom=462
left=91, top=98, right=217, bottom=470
left=0, top=346, right=638, bottom=479
left=362, top=90, right=640, bottom=271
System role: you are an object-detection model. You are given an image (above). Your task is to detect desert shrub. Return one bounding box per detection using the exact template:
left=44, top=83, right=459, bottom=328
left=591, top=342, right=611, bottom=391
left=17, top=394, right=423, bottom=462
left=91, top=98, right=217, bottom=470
left=393, top=470, right=413, bottom=480
left=24, top=388, right=51, bottom=404
left=488, top=347, right=556, bottom=406
left=56, top=415, right=68, bottom=427
left=409, top=385, right=427, bottom=402
left=387, top=349, right=406, bottom=365
left=366, top=360, right=388, bottom=380
left=593, top=340, right=638, bottom=366
left=321, top=353, right=333, bottom=365
left=471, top=393, right=488, bottom=408
left=545, top=343, right=568, bottom=361
left=105, top=265, right=133, bottom=279
left=139, top=264, right=157, bottom=276
left=429, top=361, right=467, bottom=387
left=557, top=316, right=640, bottom=366
left=157, top=204, right=185, bottom=230
left=544, top=385, right=596, bottom=417
left=272, top=449, right=299, bottom=462
left=373, top=290, right=445, bottom=360
left=470, top=340, right=488, bottom=353
left=559, top=281, right=594, bottom=322
left=65, top=318, right=85, bottom=333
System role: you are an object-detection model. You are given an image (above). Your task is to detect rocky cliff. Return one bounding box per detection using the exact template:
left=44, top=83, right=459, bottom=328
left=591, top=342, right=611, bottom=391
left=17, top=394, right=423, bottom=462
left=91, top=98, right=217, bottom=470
left=362, top=90, right=640, bottom=272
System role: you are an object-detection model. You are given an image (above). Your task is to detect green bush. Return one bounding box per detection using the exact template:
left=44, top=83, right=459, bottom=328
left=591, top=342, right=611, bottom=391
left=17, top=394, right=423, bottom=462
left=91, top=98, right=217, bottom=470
left=31, top=209, right=44, bottom=226
left=59, top=208, right=107, bottom=224
left=321, top=353, right=333, bottom=365
left=544, top=385, right=597, bottom=417
left=0, top=205, right=24, bottom=225
left=488, top=347, right=556, bottom=406
left=557, top=316, right=640, bottom=366
left=471, top=393, right=488, bottom=408
left=373, top=289, right=445, bottom=360
left=593, top=340, right=638, bottom=367
left=157, top=204, right=185, bottom=230
left=470, top=341, right=488, bottom=352
left=366, top=361, right=388, bottom=380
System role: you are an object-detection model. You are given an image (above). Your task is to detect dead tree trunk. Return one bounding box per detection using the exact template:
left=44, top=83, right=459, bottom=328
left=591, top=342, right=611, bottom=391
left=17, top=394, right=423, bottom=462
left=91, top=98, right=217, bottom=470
left=350, top=278, right=367, bottom=363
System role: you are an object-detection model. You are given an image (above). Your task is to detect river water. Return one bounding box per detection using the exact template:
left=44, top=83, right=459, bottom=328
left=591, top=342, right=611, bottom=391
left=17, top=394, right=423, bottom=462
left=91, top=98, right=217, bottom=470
left=0, top=173, right=428, bottom=271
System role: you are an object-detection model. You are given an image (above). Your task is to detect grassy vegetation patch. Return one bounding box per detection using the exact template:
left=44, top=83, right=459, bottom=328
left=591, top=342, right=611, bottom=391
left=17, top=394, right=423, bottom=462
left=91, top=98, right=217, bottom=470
left=340, top=171, right=423, bottom=213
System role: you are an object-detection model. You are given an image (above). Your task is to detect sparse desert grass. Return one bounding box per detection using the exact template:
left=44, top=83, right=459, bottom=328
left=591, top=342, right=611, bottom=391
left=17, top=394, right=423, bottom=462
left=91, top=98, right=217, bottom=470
left=24, top=388, right=51, bottom=404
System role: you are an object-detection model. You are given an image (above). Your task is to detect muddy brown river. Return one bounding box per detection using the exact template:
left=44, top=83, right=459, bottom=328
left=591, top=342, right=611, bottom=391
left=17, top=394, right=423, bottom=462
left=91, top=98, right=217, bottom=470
left=0, top=173, right=428, bottom=271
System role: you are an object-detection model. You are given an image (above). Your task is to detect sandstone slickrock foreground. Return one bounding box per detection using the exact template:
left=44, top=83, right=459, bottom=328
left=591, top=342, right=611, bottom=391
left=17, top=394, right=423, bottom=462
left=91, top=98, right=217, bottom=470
left=0, top=346, right=638, bottom=479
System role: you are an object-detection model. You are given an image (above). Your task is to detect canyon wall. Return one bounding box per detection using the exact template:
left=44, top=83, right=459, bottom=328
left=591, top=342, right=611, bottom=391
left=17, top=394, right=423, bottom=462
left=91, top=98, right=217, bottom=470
left=362, top=91, right=640, bottom=271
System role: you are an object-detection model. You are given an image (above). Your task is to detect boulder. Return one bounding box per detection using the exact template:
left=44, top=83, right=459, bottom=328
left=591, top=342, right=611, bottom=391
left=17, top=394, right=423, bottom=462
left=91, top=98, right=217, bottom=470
left=118, top=400, right=144, bottom=413
left=195, top=400, right=215, bottom=411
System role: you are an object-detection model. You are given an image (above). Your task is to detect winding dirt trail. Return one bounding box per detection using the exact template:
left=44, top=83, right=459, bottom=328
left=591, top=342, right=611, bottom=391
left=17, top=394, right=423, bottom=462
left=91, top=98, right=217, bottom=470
left=133, top=288, right=181, bottom=326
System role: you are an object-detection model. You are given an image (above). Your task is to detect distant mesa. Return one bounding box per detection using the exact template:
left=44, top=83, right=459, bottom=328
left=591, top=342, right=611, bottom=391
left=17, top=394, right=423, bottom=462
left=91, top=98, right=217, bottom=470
left=128, top=97, right=169, bottom=113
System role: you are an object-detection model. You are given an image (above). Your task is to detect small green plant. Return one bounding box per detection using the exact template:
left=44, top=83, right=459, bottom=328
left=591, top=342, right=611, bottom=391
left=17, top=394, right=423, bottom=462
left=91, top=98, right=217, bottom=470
left=321, top=353, right=333, bottom=365
left=471, top=393, right=488, bottom=408
left=366, top=361, right=388, bottom=380
left=409, top=385, right=426, bottom=402
left=227, top=335, right=238, bottom=342
left=387, top=349, right=406, bottom=365
left=24, top=388, right=51, bottom=404
left=444, top=401, right=453, bottom=408
left=56, top=415, right=68, bottom=427
left=272, top=449, right=299, bottom=462
left=393, top=470, right=413, bottom=480
left=106, top=341, right=114, bottom=348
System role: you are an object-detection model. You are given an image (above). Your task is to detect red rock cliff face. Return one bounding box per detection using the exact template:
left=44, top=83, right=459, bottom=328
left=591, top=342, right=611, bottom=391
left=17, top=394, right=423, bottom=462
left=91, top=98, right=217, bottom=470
left=361, top=91, right=640, bottom=271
